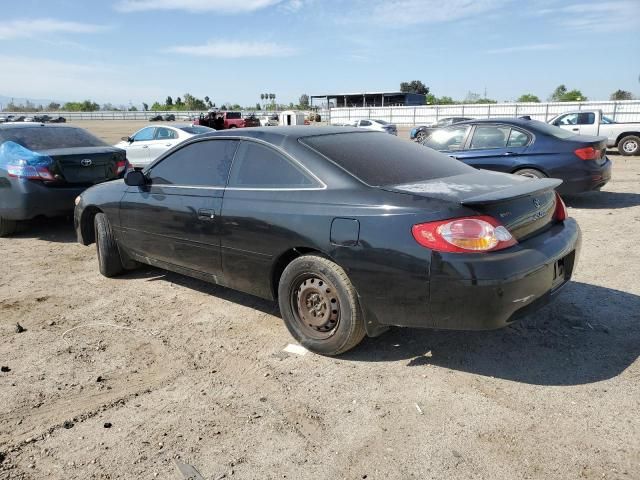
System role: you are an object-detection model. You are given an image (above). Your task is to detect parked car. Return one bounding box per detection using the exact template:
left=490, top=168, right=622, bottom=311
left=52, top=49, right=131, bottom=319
left=421, top=118, right=611, bottom=194
left=0, top=116, right=6, bottom=123
left=0, top=124, right=129, bottom=236
left=410, top=117, right=473, bottom=142
left=352, top=119, right=397, bottom=135
left=162, top=114, right=176, bottom=121
left=259, top=114, right=279, bottom=126
left=115, top=124, right=214, bottom=168
left=75, top=127, right=580, bottom=355
left=149, top=114, right=163, bottom=122
left=548, top=109, right=640, bottom=156
left=49, top=116, right=67, bottom=123
left=194, top=111, right=260, bottom=130
left=33, top=114, right=52, bottom=123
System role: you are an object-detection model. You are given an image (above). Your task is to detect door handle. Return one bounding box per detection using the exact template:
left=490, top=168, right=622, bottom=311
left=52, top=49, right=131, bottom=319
left=448, top=154, right=458, bottom=159
left=571, top=128, right=579, bottom=132
left=142, top=145, right=149, bottom=148
left=165, top=144, right=173, bottom=147
left=197, top=209, right=216, bottom=220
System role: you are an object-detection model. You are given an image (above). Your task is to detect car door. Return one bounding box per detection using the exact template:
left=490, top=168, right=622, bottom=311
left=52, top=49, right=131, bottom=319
left=118, top=138, right=239, bottom=280
left=453, top=124, right=530, bottom=172
left=220, top=140, right=323, bottom=298
left=126, top=127, right=156, bottom=167
left=148, top=127, right=180, bottom=162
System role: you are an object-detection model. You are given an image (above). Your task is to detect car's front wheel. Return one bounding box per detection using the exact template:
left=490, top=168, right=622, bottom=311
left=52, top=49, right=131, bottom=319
left=278, top=255, right=366, bottom=356
left=94, top=213, right=124, bottom=277
left=0, top=217, right=17, bottom=237
left=415, top=130, right=427, bottom=143
left=618, top=135, right=640, bottom=156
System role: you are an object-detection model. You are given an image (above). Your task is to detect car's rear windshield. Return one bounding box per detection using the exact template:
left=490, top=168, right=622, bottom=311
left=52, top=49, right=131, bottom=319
left=300, top=132, right=472, bottom=186
left=179, top=126, right=214, bottom=134
left=0, top=126, right=107, bottom=151
left=528, top=120, right=575, bottom=139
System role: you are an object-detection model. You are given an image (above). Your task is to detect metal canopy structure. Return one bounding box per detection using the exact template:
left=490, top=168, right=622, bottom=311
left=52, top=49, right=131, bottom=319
left=310, top=91, right=426, bottom=108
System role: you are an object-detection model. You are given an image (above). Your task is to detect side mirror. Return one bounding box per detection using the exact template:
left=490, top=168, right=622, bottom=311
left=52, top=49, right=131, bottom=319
left=124, top=170, right=147, bottom=187
left=122, top=136, right=133, bottom=143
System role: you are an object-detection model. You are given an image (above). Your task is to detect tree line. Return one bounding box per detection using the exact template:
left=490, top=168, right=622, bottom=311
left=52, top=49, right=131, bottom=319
left=399, top=80, right=636, bottom=104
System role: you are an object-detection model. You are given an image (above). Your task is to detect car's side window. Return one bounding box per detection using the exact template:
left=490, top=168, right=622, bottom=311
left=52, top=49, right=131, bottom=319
left=507, top=129, right=530, bottom=147
left=556, top=113, right=579, bottom=126
left=469, top=125, right=510, bottom=149
left=155, top=127, right=178, bottom=140
left=424, top=125, right=470, bottom=151
left=148, top=140, right=238, bottom=187
left=360, top=120, right=371, bottom=126
left=577, top=112, right=595, bottom=125
left=228, top=141, right=317, bottom=188
left=133, top=127, right=156, bottom=142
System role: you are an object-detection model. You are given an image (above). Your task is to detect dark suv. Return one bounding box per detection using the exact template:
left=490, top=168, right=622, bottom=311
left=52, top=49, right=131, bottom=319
left=0, top=124, right=129, bottom=236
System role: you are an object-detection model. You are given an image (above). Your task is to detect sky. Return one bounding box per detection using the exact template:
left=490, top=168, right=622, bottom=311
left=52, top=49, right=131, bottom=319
left=0, top=0, right=639, bottom=108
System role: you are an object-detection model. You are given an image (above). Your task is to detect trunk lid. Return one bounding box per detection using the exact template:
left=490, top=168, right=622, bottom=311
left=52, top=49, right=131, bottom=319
left=41, top=146, right=126, bottom=186
left=384, top=170, right=562, bottom=240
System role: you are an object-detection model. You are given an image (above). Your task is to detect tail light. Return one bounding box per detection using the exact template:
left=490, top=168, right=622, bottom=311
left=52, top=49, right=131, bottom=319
left=7, top=159, right=56, bottom=181
left=574, top=146, right=599, bottom=160
left=115, top=159, right=130, bottom=176
left=412, top=216, right=516, bottom=253
left=554, top=192, right=568, bottom=221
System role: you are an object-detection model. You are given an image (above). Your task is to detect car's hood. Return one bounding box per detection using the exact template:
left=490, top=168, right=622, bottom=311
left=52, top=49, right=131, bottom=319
left=383, top=169, right=561, bottom=205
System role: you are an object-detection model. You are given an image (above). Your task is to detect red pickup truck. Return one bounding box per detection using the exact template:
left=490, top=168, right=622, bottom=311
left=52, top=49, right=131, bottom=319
left=194, top=111, right=260, bottom=130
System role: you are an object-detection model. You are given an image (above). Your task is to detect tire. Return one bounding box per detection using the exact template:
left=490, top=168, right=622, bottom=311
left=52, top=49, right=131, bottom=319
left=415, top=130, right=428, bottom=143
left=229, top=125, right=237, bottom=129
left=618, top=135, right=640, bottom=156
left=514, top=168, right=546, bottom=179
left=94, top=213, right=124, bottom=277
left=278, top=255, right=366, bottom=356
left=0, top=217, right=17, bottom=237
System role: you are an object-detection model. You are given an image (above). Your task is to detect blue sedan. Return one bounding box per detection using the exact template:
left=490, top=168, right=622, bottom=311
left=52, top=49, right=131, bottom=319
left=421, top=118, right=612, bottom=194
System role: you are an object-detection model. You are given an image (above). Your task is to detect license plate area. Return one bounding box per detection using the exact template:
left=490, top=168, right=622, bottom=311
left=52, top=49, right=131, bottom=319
left=551, top=251, right=575, bottom=291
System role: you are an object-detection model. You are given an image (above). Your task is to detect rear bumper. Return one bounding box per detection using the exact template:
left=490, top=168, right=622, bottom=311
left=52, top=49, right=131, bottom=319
left=427, top=218, right=581, bottom=330
left=557, top=158, right=612, bottom=194
left=0, top=177, right=84, bottom=220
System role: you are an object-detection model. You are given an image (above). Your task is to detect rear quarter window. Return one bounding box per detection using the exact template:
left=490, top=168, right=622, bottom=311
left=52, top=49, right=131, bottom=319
left=301, top=132, right=472, bottom=186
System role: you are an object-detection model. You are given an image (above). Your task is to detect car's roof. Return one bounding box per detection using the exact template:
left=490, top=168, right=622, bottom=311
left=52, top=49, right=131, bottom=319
left=199, top=125, right=364, bottom=141
left=456, top=117, right=539, bottom=127
left=0, top=123, right=78, bottom=129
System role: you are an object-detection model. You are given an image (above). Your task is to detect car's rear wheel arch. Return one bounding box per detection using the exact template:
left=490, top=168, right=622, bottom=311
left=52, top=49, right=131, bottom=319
left=512, top=166, right=548, bottom=178
left=271, top=247, right=333, bottom=300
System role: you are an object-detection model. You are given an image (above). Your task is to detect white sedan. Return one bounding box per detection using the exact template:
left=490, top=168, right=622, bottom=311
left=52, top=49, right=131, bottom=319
left=115, top=124, right=214, bottom=167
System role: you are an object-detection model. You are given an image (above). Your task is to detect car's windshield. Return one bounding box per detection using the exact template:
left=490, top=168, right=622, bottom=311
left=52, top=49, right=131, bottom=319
left=529, top=120, right=576, bottom=139
left=372, top=119, right=388, bottom=125
left=301, top=132, right=472, bottom=186
left=0, top=127, right=107, bottom=151
left=179, top=126, right=214, bottom=134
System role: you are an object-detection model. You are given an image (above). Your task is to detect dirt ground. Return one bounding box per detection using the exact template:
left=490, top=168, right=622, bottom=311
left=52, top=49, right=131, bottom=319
left=1, top=121, right=639, bottom=479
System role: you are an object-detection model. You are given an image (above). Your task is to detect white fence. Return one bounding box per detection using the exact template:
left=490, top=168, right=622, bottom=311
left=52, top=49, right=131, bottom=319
left=0, top=109, right=332, bottom=121
left=328, top=100, right=640, bottom=126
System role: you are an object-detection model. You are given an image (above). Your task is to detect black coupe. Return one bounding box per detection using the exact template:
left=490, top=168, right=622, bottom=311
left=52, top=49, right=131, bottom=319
left=75, top=127, right=581, bottom=355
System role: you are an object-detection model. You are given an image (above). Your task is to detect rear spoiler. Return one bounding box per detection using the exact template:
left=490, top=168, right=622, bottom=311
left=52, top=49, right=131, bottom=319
left=460, top=178, right=562, bottom=206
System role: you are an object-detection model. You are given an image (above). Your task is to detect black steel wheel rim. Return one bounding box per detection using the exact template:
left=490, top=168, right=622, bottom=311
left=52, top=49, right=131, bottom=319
left=289, top=274, right=340, bottom=340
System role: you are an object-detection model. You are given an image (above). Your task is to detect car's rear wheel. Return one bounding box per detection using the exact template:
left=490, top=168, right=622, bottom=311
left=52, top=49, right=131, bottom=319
left=618, top=135, right=640, bottom=156
left=415, top=130, right=427, bottom=143
left=94, top=213, right=124, bottom=277
left=514, top=168, right=546, bottom=179
left=0, top=217, right=17, bottom=237
left=278, top=255, right=366, bottom=356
